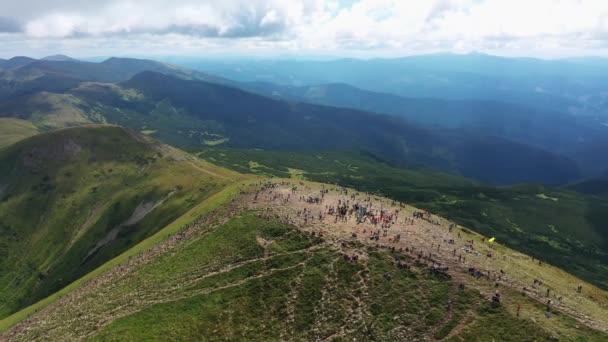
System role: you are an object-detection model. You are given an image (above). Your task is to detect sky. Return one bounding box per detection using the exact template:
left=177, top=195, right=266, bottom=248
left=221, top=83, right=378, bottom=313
left=1, top=0, right=608, bottom=59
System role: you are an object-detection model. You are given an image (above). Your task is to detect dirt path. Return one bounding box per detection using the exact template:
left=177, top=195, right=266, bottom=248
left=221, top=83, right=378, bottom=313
left=188, top=161, right=230, bottom=180
left=244, top=181, right=608, bottom=334
left=429, top=281, right=459, bottom=339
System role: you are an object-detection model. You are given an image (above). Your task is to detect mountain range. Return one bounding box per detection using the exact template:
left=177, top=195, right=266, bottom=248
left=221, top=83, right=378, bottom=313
left=174, top=53, right=608, bottom=118
left=0, top=56, right=225, bottom=101
left=175, top=53, right=608, bottom=177
left=0, top=55, right=588, bottom=185
left=242, top=81, right=608, bottom=175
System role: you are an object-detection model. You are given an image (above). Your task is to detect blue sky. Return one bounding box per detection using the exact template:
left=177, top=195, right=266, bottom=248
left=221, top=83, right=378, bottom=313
left=1, top=0, right=608, bottom=59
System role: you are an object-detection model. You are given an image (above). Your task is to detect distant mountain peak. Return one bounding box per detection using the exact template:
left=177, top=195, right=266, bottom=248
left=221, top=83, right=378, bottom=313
left=8, top=56, right=35, bottom=61
left=41, top=54, right=77, bottom=62
left=102, top=56, right=157, bottom=64
left=102, top=56, right=126, bottom=63
left=0, top=56, right=36, bottom=69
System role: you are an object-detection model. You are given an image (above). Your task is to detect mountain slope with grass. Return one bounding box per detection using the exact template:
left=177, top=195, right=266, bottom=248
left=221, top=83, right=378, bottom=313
left=2, top=180, right=607, bottom=341
left=0, top=125, right=239, bottom=318
left=0, top=118, right=39, bottom=149
left=197, top=148, right=608, bottom=290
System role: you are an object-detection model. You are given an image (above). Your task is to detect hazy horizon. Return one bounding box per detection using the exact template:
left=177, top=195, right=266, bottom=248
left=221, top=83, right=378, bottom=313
left=2, top=0, right=608, bottom=59
left=4, top=51, right=608, bottom=62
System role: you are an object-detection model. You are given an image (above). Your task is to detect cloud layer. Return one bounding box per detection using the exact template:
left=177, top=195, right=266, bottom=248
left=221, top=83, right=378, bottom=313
left=1, top=0, right=608, bottom=58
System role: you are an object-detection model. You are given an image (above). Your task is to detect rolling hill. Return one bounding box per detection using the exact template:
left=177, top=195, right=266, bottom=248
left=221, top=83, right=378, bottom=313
left=0, top=57, right=226, bottom=101
left=0, top=125, right=239, bottom=318
left=0, top=57, right=36, bottom=70
left=0, top=118, right=39, bottom=149
left=40, top=55, right=78, bottom=62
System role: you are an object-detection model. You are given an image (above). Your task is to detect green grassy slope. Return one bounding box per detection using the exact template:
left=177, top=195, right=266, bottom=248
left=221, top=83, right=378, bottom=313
left=0, top=92, right=95, bottom=130
left=197, top=148, right=608, bottom=289
left=0, top=125, right=237, bottom=318
left=7, top=211, right=597, bottom=341
left=0, top=118, right=39, bottom=149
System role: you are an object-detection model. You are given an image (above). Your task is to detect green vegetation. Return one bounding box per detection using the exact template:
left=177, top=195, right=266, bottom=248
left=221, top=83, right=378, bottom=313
left=197, top=148, right=608, bottom=289
left=0, top=125, right=237, bottom=319
left=0, top=118, right=39, bottom=149
left=6, top=212, right=576, bottom=341
left=0, top=92, right=93, bottom=130
left=68, top=82, right=231, bottom=149
left=0, top=180, right=245, bottom=334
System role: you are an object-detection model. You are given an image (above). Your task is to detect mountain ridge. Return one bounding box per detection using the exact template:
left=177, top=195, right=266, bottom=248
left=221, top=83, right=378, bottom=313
left=118, top=71, right=581, bottom=185
left=0, top=124, right=238, bottom=318
left=41, top=55, right=78, bottom=62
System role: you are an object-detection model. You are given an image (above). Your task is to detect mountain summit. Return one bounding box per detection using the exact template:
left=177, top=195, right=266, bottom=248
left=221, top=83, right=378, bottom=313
left=41, top=55, right=78, bottom=62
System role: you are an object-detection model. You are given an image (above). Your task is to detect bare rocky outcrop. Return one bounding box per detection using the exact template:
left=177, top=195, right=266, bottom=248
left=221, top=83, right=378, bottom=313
left=83, top=191, right=175, bottom=262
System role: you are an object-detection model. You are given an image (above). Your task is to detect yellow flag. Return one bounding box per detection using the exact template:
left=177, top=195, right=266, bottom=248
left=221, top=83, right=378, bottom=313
left=488, top=237, right=496, bottom=243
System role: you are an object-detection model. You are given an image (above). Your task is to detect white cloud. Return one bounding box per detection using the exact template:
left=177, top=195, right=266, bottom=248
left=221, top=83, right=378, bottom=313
left=1, top=0, right=608, bottom=57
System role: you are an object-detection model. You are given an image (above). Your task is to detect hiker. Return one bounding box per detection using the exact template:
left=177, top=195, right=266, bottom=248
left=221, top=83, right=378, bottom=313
left=491, top=290, right=501, bottom=305
left=517, top=305, right=521, bottom=317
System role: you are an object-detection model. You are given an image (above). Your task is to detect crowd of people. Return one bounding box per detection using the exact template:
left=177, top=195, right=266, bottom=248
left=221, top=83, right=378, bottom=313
left=248, top=180, right=584, bottom=320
